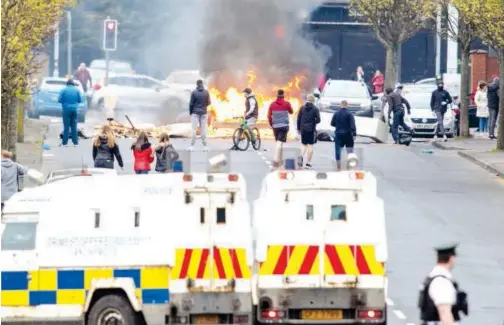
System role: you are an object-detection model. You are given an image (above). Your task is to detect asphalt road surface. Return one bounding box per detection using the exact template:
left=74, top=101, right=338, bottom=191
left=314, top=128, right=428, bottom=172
left=40, top=116, right=504, bottom=325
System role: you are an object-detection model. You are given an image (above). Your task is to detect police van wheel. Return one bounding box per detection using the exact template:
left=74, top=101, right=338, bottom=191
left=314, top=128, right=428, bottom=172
left=87, top=294, right=138, bottom=325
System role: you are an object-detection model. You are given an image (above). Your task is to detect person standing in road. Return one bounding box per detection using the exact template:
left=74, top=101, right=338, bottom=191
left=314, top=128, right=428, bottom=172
left=430, top=81, right=453, bottom=142
left=474, top=81, right=489, bottom=137
left=352, top=66, right=365, bottom=83
left=1, top=150, right=27, bottom=211
left=58, top=78, right=82, bottom=147
left=371, top=70, right=384, bottom=94
left=330, top=100, right=356, bottom=171
left=296, top=94, right=321, bottom=169
left=131, top=131, right=153, bottom=174
left=92, top=125, right=124, bottom=170
left=74, top=63, right=92, bottom=93
left=419, top=244, right=468, bottom=325
left=487, top=75, right=500, bottom=140
left=154, top=132, right=179, bottom=173
left=242, top=87, right=259, bottom=145
left=386, top=87, right=412, bottom=144
left=188, top=79, right=211, bottom=151
left=268, top=89, right=294, bottom=168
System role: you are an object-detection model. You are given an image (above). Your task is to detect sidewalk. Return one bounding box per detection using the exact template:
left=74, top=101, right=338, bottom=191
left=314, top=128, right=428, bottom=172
left=16, top=119, right=49, bottom=187
left=432, top=137, right=504, bottom=177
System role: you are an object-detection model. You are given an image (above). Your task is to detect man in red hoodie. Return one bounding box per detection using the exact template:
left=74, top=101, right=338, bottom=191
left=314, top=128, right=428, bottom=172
left=268, top=89, right=293, bottom=168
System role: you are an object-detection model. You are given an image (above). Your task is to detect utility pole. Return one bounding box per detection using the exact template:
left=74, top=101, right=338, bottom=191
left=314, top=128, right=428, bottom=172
left=67, top=10, right=72, bottom=76
left=53, top=21, right=60, bottom=77
left=435, top=5, right=442, bottom=76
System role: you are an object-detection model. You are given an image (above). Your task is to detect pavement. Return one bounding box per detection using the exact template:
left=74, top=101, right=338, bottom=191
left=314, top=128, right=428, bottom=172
left=432, top=137, right=504, bottom=178
left=18, top=116, right=504, bottom=325
left=15, top=118, right=49, bottom=187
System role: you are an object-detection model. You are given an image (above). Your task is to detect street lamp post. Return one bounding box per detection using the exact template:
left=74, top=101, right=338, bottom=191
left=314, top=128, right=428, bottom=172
left=67, top=10, right=72, bottom=76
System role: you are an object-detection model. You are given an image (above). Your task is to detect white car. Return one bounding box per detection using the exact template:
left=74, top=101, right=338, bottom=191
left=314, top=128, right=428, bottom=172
left=90, top=74, right=190, bottom=125
left=383, top=92, right=457, bottom=138
left=163, top=70, right=205, bottom=94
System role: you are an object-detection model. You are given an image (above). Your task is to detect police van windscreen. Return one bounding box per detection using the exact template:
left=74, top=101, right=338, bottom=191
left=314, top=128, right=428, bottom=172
left=1, top=222, right=38, bottom=251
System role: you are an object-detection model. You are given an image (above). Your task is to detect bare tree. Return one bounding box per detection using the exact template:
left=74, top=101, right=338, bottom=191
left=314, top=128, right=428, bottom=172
left=437, top=0, right=476, bottom=138
left=350, top=0, right=437, bottom=89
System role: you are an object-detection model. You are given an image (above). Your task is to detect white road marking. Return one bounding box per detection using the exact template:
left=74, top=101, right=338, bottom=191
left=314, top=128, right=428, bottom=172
left=393, top=310, right=406, bottom=320
left=385, top=298, right=394, bottom=306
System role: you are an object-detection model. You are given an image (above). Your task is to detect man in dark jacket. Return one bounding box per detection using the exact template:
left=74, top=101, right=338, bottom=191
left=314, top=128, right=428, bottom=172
left=386, top=87, right=412, bottom=144
left=188, top=79, right=211, bottom=151
left=267, top=89, right=294, bottom=168
left=430, top=81, right=452, bottom=141
left=487, top=75, right=500, bottom=139
left=331, top=100, right=356, bottom=171
left=296, top=94, right=321, bottom=169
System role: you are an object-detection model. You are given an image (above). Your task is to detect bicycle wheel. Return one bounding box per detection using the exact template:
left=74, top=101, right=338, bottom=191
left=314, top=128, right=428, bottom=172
left=252, top=128, right=261, bottom=150
left=233, top=128, right=250, bottom=151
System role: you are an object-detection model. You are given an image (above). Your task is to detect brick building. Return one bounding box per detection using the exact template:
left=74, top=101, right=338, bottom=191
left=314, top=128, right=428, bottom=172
left=471, top=49, right=500, bottom=90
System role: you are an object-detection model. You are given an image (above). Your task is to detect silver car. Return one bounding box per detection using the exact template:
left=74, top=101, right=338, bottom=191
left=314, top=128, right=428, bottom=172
left=317, top=80, right=377, bottom=118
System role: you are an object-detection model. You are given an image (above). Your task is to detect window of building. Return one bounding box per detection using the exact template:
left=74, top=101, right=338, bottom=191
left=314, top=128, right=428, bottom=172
left=330, top=205, right=347, bottom=221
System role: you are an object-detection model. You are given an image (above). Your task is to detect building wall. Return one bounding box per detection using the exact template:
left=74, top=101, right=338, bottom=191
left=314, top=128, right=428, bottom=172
left=471, top=50, right=500, bottom=90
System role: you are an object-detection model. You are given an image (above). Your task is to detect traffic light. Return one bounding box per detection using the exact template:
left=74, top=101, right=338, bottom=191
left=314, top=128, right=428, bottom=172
left=103, top=19, right=118, bottom=51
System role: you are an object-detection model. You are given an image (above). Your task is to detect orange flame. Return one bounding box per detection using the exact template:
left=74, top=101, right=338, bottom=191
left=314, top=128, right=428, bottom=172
left=208, top=71, right=307, bottom=122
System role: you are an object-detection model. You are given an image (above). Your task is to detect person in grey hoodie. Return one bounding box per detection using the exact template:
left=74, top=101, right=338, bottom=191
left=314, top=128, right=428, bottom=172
left=1, top=150, right=27, bottom=211
left=188, top=79, right=211, bottom=151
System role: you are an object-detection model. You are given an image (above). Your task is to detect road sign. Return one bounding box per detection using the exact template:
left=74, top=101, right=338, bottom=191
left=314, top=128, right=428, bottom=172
left=103, top=19, right=118, bottom=51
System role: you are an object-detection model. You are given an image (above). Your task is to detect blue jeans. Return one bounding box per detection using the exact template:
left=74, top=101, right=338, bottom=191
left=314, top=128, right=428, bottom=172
left=391, top=109, right=411, bottom=143
left=135, top=170, right=149, bottom=174
left=62, top=110, right=78, bottom=145
left=479, top=117, right=488, bottom=132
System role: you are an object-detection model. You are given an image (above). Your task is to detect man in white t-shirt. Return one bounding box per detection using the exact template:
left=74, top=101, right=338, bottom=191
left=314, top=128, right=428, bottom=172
left=421, top=243, right=461, bottom=325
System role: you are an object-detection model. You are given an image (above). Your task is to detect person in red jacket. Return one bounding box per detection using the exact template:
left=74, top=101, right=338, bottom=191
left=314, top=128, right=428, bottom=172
left=371, top=70, right=384, bottom=94
left=131, top=131, right=153, bottom=174
left=267, top=89, right=294, bottom=168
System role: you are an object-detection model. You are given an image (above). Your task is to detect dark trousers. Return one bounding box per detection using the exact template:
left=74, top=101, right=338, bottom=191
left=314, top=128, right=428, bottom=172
left=62, top=110, right=78, bottom=145
left=334, top=133, right=354, bottom=161
left=391, top=109, right=411, bottom=143
left=489, top=108, right=499, bottom=137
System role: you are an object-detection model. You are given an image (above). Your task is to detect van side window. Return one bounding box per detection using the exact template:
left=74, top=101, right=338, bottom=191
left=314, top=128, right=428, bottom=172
left=134, top=210, right=140, bottom=227
left=94, top=211, right=100, bottom=228
left=200, top=208, right=205, bottom=224
left=330, top=205, right=346, bottom=221
left=216, top=208, right=226, bottom=224
left=306, top=205, right=314, bottom=220
left=1, top=222, right=38, bottom=250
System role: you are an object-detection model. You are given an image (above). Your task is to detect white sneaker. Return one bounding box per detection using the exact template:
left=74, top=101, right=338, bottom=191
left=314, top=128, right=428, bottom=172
left=202, top=146, right=209, bottom=152
left=443, top=135, right=448, bottom=142
left=73, top=144, right=79, bottom=148
left=187, top=146, right=194, bottom=151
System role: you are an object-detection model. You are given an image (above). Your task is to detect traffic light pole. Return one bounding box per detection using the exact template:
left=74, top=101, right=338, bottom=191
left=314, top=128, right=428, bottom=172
left=105, top=50, right=110, bottom=87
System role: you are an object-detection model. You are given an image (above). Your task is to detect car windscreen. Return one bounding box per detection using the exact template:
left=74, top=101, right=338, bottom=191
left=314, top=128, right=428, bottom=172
left=322, top=82, right=369, bottom=98
left=405, top=95, right=431, bottom=109
left=110, top=62, right=133, bottom=74
left=1, top=222, right=38, bottom=251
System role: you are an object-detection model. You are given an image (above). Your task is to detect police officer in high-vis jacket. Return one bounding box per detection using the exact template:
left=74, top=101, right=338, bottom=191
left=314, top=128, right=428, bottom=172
left=419, top=243, right=468, bottom=325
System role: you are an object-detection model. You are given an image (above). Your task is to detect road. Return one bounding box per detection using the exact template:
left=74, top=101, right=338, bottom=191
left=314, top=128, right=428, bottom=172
left=40, top=116, right=504, bottom=325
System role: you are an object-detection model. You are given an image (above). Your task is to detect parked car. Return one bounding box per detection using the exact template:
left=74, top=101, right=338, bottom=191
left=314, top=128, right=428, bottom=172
left=164, top=70, right=205, bottom=94
left=90, top=74, right=191, bottom=125
left=317, top=79, right=377, bottom=117
left=27, top=77, right=87, bottom=123
left=383, top=92, right=457, bottom=138
left=451, top=96, right=479, bottom=136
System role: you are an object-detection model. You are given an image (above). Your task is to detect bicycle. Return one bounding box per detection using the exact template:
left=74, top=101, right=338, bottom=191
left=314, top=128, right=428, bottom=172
left=232, top=119, right=261, bottom=151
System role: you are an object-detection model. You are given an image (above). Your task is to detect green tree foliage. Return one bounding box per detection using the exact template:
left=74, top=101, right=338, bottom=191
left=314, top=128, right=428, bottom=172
left=1, top=0, right=74, bottom=153
left=349, top=0, right=437, bottom=88
left=453, top=0, right=504, bottom=149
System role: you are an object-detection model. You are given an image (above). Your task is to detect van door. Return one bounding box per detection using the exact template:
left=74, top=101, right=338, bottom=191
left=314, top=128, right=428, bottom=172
left=1, top=220, right=40, bottom=309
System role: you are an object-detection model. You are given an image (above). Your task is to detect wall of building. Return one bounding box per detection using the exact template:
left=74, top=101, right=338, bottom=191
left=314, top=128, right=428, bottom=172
left=471, top=50, right=500, bottom=90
